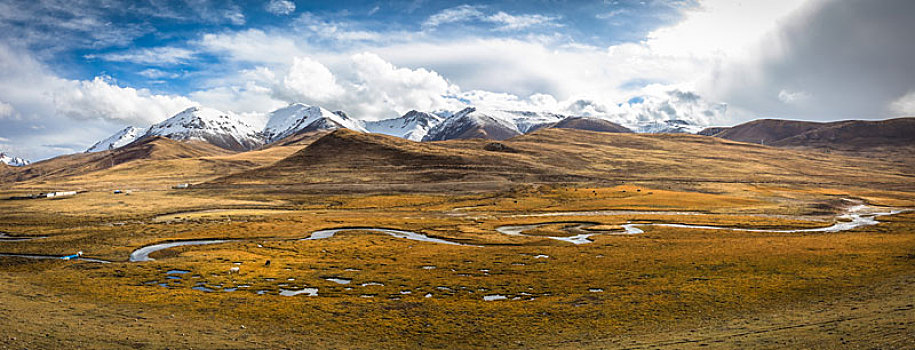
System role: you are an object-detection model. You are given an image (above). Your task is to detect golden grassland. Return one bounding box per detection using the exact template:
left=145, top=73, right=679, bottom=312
left=1, top=129, right=914, bottom=348
left=0, top=181, right=913, bottom=348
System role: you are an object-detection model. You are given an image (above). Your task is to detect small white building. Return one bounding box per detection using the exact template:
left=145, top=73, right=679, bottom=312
left=44, top=191, right=77, bottom=198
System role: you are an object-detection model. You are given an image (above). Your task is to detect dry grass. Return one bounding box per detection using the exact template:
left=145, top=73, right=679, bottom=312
left=0, top=129, right=913, bottom=348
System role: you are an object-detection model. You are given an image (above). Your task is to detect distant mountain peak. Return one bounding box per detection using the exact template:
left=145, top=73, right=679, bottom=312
left=264, top=103, right=367, bottom=143
left=145, top=106, right=264, bottom=151
left=365, top=110, right=445, bottom=141
left=422, top=107, right=565, bottom=141
left=0, top=152, right=30, bottom=167
left=87, top=126, right=143, bottom=152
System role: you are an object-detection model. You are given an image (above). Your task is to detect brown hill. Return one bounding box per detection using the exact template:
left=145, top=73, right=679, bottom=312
left=710, top=119, right=826, bottom=145
left=209, top=129, right=555, bottom=190
left=697, top=127, right=728, bottom=136
left=769, top=118, right=915, bottom=150
left=261, top=129, right=333, bottom=148
left=707, top=117, right=915, bottom=150
left=547, top=117, right=633, bottom=133
left=0, top=136, right=234, bottom=186
left=207, top=128, right=914, bottom=192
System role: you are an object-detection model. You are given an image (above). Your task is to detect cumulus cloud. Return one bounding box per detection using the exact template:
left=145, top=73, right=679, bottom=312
left=279, top=57, right=346, bottom=102
left=552, top=89, right=726, bottom=131
left=0, top=44, right=200, bottom=159
left=265, top=0, right=296, bottom=15
left=52, top=76, right=196, bottom=125
left=347, top=52, right=459, bottom=117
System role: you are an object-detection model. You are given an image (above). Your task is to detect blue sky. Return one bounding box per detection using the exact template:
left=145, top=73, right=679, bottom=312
left=35, top=0, right=696, bottom=94
left=1, top=0, right=914, bottom=160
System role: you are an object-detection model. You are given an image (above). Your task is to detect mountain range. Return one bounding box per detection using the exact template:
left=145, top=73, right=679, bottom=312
left=83, top=104, right=639, bottom=153
left=3, top=116, right=913, bottom=193
left=0, top=152, right=30, bottom=167
left=36, top=101, right=912, bottom=167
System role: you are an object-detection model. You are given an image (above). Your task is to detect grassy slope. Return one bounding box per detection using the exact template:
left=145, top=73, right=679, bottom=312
left=0, top=128, right=913, bottom=348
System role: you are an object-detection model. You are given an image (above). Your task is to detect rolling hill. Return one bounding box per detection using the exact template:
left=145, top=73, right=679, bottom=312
left=0, top=137, right=233, bottom=187
left=704, top=117, right=915, bottom=151
left=206, top=128, right=915, bottom=192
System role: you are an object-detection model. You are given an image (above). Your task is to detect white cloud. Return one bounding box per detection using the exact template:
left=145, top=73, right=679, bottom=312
left=422, top=5, right=484, bottom=29
left=0, top=44, right=201, bottom=159
left=0, top=100, right=18, bottom=119
left=486, top=12, right=559, bottom=31
left=53, top=76, right=196, bottom=125
left=198, top=29, right=305, bottom=64
left=294, top=13, right=384, bottom=42
left=889, top=91, right=915, bottom=116
left=347, top=52, right=459, bottom=117
left=86, top=47, right=195, bottom=65
left=279, top=57, right=345, bottom=103
left=138, top=68, right=181, bottom=79
left=190, top=81, right=283, bottom=122
left=777, top=89, right=810, bottom=104
left=645, top=0, right=806, bottom=59
left=265, top=0, right=296, bottom=15
left=15, top=0, right=910, bottom=162
left=224, top=7, right=246, bottom=26
left=422, top=5, right=559, bottom=31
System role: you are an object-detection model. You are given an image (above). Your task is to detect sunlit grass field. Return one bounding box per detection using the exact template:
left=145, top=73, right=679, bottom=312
left=1, top=181, right=913, bottom=348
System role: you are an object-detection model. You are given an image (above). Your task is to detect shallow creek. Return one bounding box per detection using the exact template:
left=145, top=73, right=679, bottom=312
left=0, top=203, right=907, bottom=264
left=493, top=205, right=906, bottom=244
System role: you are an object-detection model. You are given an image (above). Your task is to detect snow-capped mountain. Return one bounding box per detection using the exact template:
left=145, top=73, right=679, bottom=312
left=263, top=103, right=367, bottom=143
left=422, top=107, right=566, bottom=141
left=365, top=110, right=444, bottom=141
left=86, top=126, right=143, bottom=152
left=635, top=119, right=704, bottom=134
left=0, top=152, right=30, bottom=167
left=145, top=106, right=264, bottom=151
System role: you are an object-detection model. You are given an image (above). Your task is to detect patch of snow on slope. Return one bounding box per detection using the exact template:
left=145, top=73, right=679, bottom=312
left=145, top=106, right=263, bottom=150
left=365, top=110, right=444, bottom=141
left=0, top=152, right=30, bottom=166
left=86, top=126, right=143, bottom=152
left=264, top=103, right=367, bottom=142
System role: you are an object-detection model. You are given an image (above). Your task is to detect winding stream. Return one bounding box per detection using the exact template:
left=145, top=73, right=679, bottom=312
left=129, top=240, right=230, bottom=262
left=302, top=228, right=476, bottom=246
left=0, top=253, right=110, bottom=263
left=1, top=203, right=908, bottom=263
left=494, top=205, right=906, bottom=244
left=0, top=232, right=46, bottom=242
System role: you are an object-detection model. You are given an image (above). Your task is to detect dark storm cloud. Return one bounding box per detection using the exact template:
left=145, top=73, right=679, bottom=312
left=714, top=0, right=915, bottom=120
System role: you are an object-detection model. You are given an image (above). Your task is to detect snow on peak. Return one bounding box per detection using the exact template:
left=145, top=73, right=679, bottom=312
left=86, top=126, right=143, bottom=152
left=145, top=106, right=264, bottom=151
left=365, top=110, right=444, bottom=141
left=264, top=103, right=367, bottom=142
left=634, top=119, right=704, bottom=134
left=0, top=152, right=30, bottom=167
left=422, top=107, right=566, bottom=141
